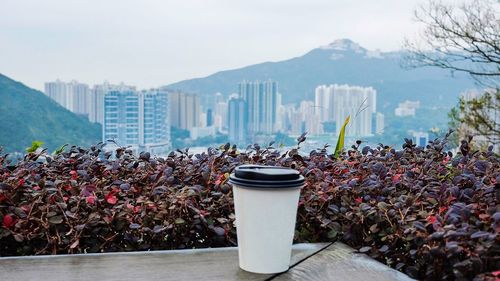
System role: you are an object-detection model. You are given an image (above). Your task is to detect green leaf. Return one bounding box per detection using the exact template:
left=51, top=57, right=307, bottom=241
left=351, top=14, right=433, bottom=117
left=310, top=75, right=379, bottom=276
left=334, top=115, right=350, bottom=157
left=26, top=141, right=44, bottom=153
left=48, top=216, right=63, bottom=225
left=377, top=202, right=388, bottom=210
left=175, top=218, right=185, bottom=224
left=53, top=144, right=68, bottom=155
left=327, top=229, right=338, bottom=239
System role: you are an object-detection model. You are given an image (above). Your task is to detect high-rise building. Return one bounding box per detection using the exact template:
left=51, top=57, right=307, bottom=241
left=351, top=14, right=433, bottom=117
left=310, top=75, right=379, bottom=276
left=199, top=112, right=207, bottom=128
left=103, top=89, right=139, bottom=148
left=44, top=80, right=136, bottom=125
left=228, top=97, right=248, bottom=144
left=395, top=100, right=420, bottom=117
left=412, top=131, right=429, bottom=147
left=373, top=112, right=385, bottom=135
left=280, top=104, right=295, bottom=134
left=206, top=108, right=214, bottom=127
left=44, top=80, right=65, bottom=106
left=138, top=89, right=170, bottom=154
left=332, top=84, right=376, bottom=137
left=314, top=85, right=333, bottom=122
left=238, top=80, right=279, bottom=135
left=44, top=80, right=90, bottom=116
left=289, top=109, right=304, bottom=135
left=88, top=82, right=136, bottom=125
left=169, top=91, right=200, bottom=131
left=314, top=84, right=377, bottom=137
left=275, top=93, right=283, bottom=131
left=214, top=101, right=228, bottom=132
left=103, top=89, right=170, bottom=155
left=214, top=92, right=224, bottom=104
left=300, top=101, right=323, bottom=135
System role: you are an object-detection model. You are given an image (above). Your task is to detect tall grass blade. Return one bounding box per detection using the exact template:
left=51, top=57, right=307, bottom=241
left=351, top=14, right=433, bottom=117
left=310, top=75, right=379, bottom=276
left=334, top=115, right=350, bottom=157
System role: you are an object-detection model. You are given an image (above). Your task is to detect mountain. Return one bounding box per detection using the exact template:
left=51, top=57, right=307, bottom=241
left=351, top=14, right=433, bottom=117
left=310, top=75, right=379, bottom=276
left=0, top=73, right=101, bottom=153
left=165, top=39, right=476, bottom=109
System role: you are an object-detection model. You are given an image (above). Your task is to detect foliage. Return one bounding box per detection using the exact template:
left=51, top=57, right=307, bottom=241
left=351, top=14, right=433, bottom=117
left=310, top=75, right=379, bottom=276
left=334, top=115, right=350, bottom=157
left=449, top=90, right=500, bottom=147
left=0, top=74, right=102, bottom=153
left=53, top=144, right=68, bottom=156
left=404, top=0, right=500, bottom=87
left=25, top=141, right=44, bottom=153
left=405, top=0, right=500, bottom=152
left=0, top=134, right=498, bottom=280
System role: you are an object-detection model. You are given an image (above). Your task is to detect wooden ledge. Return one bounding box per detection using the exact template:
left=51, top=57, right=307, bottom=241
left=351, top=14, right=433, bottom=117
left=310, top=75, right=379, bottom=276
left=0, top=243, right=413, bottom=281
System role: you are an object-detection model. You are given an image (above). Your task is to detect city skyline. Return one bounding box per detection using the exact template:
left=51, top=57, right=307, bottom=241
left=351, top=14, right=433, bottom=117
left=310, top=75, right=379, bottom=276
left=42, top=78, right=393, bottom=152
left=1, top=0, right=430, bottom=91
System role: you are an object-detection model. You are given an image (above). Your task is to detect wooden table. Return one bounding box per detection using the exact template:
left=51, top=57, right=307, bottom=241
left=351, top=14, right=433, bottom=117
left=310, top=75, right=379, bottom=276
left=0, top=242, right=413, bottom=281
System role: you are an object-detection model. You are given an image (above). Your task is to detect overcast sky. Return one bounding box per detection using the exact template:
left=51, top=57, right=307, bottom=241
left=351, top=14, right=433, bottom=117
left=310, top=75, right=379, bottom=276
left=1, top=0, right=427, bottom=91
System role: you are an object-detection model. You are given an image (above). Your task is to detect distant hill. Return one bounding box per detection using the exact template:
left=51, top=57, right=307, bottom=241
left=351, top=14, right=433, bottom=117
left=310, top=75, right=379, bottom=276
left=0, top=73, right=101, bottom=153
left=164, top=39, right=476, bottom=110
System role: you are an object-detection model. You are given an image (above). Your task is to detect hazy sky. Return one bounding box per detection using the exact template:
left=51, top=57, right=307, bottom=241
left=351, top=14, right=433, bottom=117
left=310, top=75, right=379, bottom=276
left=1, top=0, right=427, bottom=91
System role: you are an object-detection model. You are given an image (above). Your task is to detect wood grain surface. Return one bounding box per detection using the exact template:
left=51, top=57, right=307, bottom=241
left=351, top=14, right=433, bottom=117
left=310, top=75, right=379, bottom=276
left=272, top=242, right=414, bottom=281
left=0, top=243, right=329, bottom=281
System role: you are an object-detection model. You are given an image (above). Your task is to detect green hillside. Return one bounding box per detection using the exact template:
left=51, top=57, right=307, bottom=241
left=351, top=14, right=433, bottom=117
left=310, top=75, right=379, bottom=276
left=0, top=73, right=101, bottom=153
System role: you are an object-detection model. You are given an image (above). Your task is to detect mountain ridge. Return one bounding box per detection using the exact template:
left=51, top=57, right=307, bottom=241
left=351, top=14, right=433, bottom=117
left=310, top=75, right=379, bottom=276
left=164, top=38, right=476, bottom=109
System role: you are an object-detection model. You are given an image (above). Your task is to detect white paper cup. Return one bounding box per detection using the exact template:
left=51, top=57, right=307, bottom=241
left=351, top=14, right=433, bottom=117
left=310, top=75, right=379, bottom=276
left=229, top=165, right=305, bottom=274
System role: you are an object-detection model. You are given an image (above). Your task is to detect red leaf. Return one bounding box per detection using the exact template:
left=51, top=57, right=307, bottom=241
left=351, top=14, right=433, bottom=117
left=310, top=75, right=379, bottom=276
left=18, top=178, right=25, bottom=187
left=214, top=174, right=225, bottom=185
left=70, top=170, right=78, bottom=180
left=355, top=197, right=363, bottom=204
left=426, top=215, right=437, bottom=224
left=86, top=196, right=96, bottom=205
left=0, top=194, right=6, bottom=203
left=3, top=214, right=15, bottom=228
left=478, top=213, right=490, bottom=220
left=392, top=174, right=402, bottom=183
left=442, top=156, right=450, bottom=165
left=106, top=195, right=118, bottom=205
left=20, top=205, right=30, bottom=213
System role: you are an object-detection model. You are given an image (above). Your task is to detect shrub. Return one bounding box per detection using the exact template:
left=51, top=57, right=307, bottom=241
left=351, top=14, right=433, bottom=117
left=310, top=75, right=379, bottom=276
left=0, top=134, right=498, bottom=280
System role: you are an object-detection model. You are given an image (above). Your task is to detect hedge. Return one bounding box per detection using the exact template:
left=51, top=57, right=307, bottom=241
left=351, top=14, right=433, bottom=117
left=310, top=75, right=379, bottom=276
left=0, top=133, right=498, bottom=280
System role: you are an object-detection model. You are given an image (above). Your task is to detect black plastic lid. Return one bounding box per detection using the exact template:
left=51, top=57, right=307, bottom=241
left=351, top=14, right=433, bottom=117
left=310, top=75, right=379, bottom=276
left=229, top=165, right=305, bottom=189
